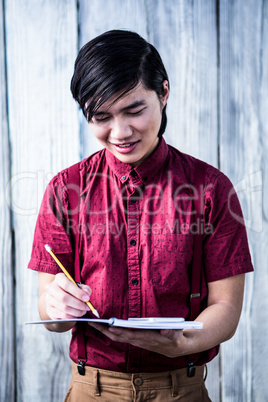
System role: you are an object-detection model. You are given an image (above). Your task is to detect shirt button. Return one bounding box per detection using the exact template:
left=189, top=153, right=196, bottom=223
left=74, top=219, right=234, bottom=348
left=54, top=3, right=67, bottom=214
left=130, top=198, right=136, bottom=204
left=132, top=279, right=139, bottom=285
left=130, top=239, right=136, bottom=246
left=131, top=170, right=137, bottom=177
left=121, top=175, right=127, bottom=181
left=134, top=377, right=143, bottom=386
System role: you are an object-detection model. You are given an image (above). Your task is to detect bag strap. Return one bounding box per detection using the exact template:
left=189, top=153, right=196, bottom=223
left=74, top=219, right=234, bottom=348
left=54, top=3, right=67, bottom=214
left=67, top=162, right=81, bottom=283
left=67, top=162, right=87, bottom=375
left=189, top=159, right=206, bottom=320
left=186, top=160, right=206, bottom=374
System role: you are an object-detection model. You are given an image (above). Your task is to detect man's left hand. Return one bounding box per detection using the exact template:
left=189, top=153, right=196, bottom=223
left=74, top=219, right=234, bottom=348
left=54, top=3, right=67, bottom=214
left=88, top=322, right=191, bottom=358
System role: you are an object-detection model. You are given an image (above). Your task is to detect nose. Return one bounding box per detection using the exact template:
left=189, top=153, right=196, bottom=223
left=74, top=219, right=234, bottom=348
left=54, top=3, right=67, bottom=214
left=110, top=117, right=133, bottom=141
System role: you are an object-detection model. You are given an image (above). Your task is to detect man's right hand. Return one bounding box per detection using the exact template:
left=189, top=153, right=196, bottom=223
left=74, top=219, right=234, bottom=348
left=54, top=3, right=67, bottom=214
left=38, top=272, right=92, bottom=332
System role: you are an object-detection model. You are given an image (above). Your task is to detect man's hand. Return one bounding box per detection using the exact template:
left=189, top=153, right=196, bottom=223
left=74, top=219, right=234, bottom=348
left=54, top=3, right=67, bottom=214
left=38, top=272, right=92, bottom=332
left=88, top=274, right=246, bottom=357
left=88, top=322, right=193, bottom=358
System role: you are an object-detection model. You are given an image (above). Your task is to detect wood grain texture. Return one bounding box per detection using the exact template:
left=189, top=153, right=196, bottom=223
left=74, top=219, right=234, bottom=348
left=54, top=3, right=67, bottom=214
left=2, top=0, right=266, bottom=400
left=5, top=0, right=79, bottom=400
left=0, top=1, right=15, bottom=401
left=219, top=0, right=266, bottom=401
left=145, top=0, right=219, bottom=167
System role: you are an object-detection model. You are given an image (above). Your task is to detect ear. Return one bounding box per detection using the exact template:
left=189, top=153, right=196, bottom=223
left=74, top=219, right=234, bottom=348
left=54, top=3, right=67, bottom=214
left=161, top=80, right=169, bottom=107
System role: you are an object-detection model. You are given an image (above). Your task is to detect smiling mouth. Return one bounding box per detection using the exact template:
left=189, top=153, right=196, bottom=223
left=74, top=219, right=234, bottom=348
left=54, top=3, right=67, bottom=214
left=116, top=143, right=134, bottom=148
left=110, top=140, right=140, bottom=154
left=112, top=141, right=139, bottom=148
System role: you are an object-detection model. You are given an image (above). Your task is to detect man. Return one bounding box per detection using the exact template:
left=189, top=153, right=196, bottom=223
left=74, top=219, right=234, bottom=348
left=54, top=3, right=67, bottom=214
left=29, top=30, right=253, bottom=401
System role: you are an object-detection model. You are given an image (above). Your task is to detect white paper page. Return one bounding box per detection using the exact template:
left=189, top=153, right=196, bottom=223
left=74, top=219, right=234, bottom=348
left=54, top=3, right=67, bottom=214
left=25, top=317, right=203, bottom=329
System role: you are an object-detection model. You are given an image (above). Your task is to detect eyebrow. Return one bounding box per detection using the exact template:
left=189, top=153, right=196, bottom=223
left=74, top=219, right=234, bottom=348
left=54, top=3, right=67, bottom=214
left=94, top=100, right=147, bottom=116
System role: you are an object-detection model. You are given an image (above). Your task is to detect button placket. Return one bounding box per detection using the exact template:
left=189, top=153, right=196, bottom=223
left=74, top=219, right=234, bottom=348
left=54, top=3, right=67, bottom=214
left=126, top=185, right=142, bottom=372
left=127, top=193, right=141, bottom=318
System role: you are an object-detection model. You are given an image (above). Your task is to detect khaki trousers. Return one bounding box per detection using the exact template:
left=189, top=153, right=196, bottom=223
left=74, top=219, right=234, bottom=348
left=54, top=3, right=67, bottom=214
left=64, top=362, right=212, bottom=402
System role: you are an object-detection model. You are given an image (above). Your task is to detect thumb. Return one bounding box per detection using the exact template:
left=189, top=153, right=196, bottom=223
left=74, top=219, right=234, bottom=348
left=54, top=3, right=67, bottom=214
left=78, top=284, right=92, bottom=298
left=160, top=329, right=181, bottom=341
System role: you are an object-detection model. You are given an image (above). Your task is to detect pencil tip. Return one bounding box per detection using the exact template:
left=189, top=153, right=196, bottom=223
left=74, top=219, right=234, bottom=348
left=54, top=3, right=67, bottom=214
left=44, top=244, right=51, bottom=252
left=93, top=310, right=100, bottom=318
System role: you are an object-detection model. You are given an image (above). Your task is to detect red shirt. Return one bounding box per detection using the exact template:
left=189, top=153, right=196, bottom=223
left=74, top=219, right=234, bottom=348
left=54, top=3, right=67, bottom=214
left=28, top=138, right=253, bottom=372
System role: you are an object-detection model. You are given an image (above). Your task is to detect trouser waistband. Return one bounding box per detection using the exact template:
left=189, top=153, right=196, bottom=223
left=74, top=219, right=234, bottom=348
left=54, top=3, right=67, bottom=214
left=71, top=362, right=206, bottom=397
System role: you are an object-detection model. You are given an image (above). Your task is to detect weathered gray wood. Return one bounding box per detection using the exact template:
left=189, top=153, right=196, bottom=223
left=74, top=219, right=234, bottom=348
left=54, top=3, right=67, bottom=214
left=5, top=0, right=79, bottom=400
left=2, top=1, right=267, bottom=400
left=0, top=1, right=15, bottom=401
left=145, top=0, right=218, bottom=168
left=219, top=1, right=266, bottom=401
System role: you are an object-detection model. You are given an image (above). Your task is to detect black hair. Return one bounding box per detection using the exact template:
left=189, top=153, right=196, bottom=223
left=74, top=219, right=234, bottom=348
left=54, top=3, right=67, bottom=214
left=70, top=30, right=169, bottom=137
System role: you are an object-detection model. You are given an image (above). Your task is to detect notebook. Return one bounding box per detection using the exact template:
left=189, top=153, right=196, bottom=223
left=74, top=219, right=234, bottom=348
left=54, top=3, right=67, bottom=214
left=26, top=317, right=203, bottom=329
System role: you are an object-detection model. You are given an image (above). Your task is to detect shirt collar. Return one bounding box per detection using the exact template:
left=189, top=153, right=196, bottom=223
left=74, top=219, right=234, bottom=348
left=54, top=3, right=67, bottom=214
left=105, top=137, right=169, bottom=186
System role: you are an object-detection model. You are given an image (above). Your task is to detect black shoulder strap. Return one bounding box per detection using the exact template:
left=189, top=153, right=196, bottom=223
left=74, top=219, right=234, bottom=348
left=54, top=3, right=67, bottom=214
left=189, top=159, right=206, bottom=320
left=67, top=162, right=87, bottom=375
left=67, top=162, right=81, bottom=283
left=185, top=160, right=207, bottom=373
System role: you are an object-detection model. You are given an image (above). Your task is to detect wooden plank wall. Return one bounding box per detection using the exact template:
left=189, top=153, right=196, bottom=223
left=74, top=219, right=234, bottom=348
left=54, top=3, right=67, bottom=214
left=1, top=0, right=265, bottom=401
left=219, top=1, right=267, bottom=401
left=4, top=1, right=79, bottom=401
left=0, top=1, right=15, bottom=401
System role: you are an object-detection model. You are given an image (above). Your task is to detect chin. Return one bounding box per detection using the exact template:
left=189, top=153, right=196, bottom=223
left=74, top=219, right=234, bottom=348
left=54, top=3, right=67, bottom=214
left=119, top=155, right=141, bottom=164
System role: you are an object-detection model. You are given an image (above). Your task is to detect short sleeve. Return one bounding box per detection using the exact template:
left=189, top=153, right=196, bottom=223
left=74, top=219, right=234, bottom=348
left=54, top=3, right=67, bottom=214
left=28, top=171, right=74, bottom=275
left=203, top=171, right=254, bottom=282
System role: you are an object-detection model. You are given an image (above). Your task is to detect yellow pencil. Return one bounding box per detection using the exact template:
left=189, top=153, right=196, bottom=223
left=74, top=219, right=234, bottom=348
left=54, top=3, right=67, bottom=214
left=44, top=244, right=100, bottom=318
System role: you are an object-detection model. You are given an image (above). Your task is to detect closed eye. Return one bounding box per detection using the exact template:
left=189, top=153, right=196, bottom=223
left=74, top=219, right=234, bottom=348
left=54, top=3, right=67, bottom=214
left=93, top=115, right=110, bottom=123
left=127, top=108, right=146, bottom=116
left=92, top=107, right=146, bottom=123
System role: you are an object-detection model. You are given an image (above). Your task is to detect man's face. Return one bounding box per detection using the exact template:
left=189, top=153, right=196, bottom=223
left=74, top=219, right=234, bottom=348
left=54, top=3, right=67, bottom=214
left=88, top=81, right=169, bottom=166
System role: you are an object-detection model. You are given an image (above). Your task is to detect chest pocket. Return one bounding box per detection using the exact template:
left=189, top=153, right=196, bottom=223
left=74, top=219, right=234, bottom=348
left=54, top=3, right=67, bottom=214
left=151, top=233, right=194, bottom=289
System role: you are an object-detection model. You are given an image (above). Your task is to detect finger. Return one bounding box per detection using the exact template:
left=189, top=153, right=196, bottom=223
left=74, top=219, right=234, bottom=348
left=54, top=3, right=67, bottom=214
left=108, top=327, right=122, bottom=335
left=46, top=282, right=90, bottom=313
left=108, top=327, right=160, bottom=339
left=46, top=291, right=89, bottom=317
left=47, top=303, right=87, bottom=320
left=78, top=283, right=92, bottom=299
left=88, top=323, right=136, bottom=344
left=88, top=323, right=123, bottom=342
left=108, top=326, right=140, bottom=338
left=107, top=326, right=163, bottom=347
left=54, top=273, right=91, bottom=302
left=160, top=329, right=183, bottom=341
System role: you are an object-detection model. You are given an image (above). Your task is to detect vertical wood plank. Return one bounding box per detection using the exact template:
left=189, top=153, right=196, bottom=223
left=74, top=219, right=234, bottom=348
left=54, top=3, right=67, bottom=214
left=219, top=0, right=266, bottom=401
left=5, top=0, right=79, bottom=400
left=145, top=0, right=218, bottom=168
left=0, top=0, right=15, bottom=401
left=4, top=1, right=266, bottom=400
